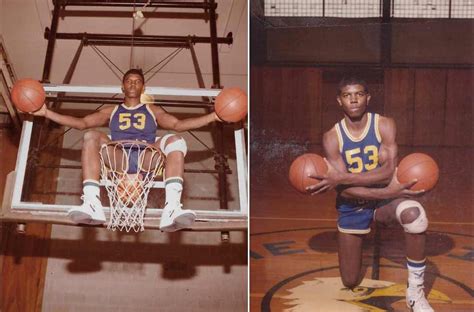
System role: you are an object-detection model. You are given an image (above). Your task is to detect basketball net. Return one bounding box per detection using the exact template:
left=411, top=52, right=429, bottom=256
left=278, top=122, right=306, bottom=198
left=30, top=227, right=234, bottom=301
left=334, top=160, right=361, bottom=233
left=99, top=140, right=165, bottom=232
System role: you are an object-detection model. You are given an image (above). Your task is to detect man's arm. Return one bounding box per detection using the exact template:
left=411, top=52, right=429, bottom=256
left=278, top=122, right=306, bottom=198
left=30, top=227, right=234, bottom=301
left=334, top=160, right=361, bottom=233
left=339, top=168, right=422, bottom=200
left=313, top=119, right=422, bottom=199
left=307, top=117, right=398, bottom=194
left=306, top=128, right=349, bottom=194
left=150, top=105, right=220, bottom=132
left=32, top=104, right=113, bottom=130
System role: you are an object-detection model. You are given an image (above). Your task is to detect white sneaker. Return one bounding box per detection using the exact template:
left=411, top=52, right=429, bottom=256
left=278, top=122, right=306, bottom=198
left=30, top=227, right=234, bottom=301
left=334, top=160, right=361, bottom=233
left=159, top=202, right=196, bottom=232
left=407, top=285, right=434, bottom=312
left=68, top=196, right=106, bottom=225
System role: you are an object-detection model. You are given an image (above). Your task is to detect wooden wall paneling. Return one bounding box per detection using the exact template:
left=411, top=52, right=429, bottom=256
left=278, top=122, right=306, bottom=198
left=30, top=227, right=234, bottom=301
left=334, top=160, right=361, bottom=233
left=0, top=131, right=18, bottom=202
left=251, top=67, right=331, bottom=144
left=391, top=20, right=474, bottom=65
left=2, top=223, right=51, bottom=312
left=278, top=67, right=322, bottom=143
left=265, top=20, right=473, bottom=65
left=443, top=69, right=473, bottom=147
left=250, top=66, right=264, bottom=136
left=1, top=128, right=63, bottom=312
left=366, top=81, right=384, bottom=116
left=423, top=146, right=473, bottom=222
left=280, top=67, right=295, bottom=141
left=384, top=69, right=416, bottom=146
left=266, top=25, right=381, bottom=63
left=275, top=67, right=297, bottom=141
left=306, top=68, right=323, bottom=144
left=0, top=129, right=19, bottom=311
left=250, top=11, right=267, bottom=65
left=261, top=66, right=284, bottom=139
left=321, top=80, right=341, bottom=135
left=257, top=66, right=271, bottom=136
left=413, top=69, right=447, bottom=146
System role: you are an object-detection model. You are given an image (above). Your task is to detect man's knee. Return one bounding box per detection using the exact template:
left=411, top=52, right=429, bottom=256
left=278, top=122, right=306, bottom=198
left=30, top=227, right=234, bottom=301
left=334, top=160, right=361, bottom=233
left=83, top=130, right=102, bottom=142
left=396, top=200, right=428, bottom=234
left=341, top=276, right=360, bottom=290
left=160, top=134, right=187, bottom=157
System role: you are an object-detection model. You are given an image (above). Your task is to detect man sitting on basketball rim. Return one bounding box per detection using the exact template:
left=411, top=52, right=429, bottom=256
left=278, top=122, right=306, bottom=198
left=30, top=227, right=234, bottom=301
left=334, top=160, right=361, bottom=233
left=33, top=68, right=221, bottom=232
left=307, top=76, right=434, bottom=312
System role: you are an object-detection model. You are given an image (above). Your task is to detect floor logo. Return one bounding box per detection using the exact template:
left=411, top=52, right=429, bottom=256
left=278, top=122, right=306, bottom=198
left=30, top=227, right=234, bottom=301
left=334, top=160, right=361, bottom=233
left=268, top=275, right=450, bottom=311
left=252, top=227, right=471, bottom=311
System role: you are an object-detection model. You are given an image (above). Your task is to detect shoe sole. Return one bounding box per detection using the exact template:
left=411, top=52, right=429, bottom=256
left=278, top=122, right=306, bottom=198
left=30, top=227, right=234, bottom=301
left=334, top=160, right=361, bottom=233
left=174, top=212, right=196, bottom=228
left=160, top=223, right=179, bottom=232
left=160, top=211, right=196, bottom=232
left=68, top=211, right=105, bottom=225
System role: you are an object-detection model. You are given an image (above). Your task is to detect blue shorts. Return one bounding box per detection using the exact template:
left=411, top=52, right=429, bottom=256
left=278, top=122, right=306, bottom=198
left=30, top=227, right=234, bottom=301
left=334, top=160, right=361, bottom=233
left=127, top=148, right=140, bottom=174
left=336, top=197, right=391, bottom=234
left=122, top=142, right=151, bottom=174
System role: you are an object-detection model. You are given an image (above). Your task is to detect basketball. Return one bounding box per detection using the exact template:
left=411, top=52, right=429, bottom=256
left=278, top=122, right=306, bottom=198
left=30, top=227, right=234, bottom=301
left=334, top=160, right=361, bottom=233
left=289, top=153, right=328, bottom=194
left=10, top=78, right=45, bottom=112
left=215, top=87, right=248, bottom=122
left=117, top=173, right=143, bottom=205
left=397, top=153, right=439, bottom=191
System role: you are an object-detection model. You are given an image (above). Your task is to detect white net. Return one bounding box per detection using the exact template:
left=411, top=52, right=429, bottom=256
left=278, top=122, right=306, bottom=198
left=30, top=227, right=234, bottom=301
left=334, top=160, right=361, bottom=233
left=99, top=140, right=165, bottom=232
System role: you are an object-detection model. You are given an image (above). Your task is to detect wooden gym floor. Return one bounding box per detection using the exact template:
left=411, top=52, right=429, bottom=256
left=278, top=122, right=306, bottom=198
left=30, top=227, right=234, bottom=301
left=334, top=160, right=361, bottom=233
left=250, top=146, right=473, bottom=312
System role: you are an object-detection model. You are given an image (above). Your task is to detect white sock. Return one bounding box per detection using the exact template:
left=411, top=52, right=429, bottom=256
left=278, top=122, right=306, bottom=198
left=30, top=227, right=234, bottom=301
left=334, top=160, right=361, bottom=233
left=165, top=177, right=183, bottom=207
left=407, top=257, right=426, bottom=288
left=83, top=179, right=100, bottom=200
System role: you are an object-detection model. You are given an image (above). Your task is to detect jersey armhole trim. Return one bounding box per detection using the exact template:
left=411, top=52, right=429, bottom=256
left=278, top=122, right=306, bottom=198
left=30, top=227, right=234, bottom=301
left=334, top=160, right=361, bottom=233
left=374, top=113, right=382, bottom=143
left=108, top=105, right=120, bottom=128
left=145, top=104, right=158, bottom=127
left=335, top=124, right=343, bottom=153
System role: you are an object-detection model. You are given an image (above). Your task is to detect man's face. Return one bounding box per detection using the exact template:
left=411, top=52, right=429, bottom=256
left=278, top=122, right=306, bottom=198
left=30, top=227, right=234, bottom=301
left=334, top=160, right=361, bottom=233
left=337, top=84, right=371, bottom=119
left=122, top=73, right=145, bottom=98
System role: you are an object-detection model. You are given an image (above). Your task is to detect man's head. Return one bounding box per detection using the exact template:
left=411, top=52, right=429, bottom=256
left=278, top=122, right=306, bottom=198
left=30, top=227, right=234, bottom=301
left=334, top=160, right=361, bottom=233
left=336, top=76, right=371, bottom=120
left=122, top=68, right=145, bottom=84
left=122, top=68, right=145, bottom=101
left=337, top=76, right=369, bottom=95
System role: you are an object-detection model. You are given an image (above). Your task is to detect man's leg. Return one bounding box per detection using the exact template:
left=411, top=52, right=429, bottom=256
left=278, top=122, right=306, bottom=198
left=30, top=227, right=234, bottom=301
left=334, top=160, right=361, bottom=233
left=376, top=199, right=433, bottom=312
left=336, top=204, right=374, bottom=291
left=338, top=232, right=365, bottom=289
left=68, top=130, right=110, bottom=225
left=153, top=134, right=195, bottom=232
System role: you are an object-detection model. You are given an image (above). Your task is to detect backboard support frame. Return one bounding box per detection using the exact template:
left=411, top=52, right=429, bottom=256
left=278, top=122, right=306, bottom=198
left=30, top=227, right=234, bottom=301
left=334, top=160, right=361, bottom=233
left=1, top=86, right=248, bottom=231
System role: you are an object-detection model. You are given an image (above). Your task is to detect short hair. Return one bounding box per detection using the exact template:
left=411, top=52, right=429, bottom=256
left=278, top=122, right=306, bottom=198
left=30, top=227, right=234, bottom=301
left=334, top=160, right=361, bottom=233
left=122, top=68, right=145, bottom=83
left=338, top=76, right=369, bottom=94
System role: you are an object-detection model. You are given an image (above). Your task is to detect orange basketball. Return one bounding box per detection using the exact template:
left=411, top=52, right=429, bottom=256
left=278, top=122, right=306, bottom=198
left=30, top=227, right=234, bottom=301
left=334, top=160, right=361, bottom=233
left=11, top=78, right=45, bottom=112
left=397, top=153, right=439, bottom=191
left=289, top=153, right=328, bottom=194
left=117, top=174, right=143, bottom=205
left=215, top=87, right=248, bottom=122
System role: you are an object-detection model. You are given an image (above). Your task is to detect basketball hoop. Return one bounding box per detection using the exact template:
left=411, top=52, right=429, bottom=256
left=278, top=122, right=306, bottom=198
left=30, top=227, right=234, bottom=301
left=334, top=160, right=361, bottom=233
left=100, top=140, right=165, bottom=232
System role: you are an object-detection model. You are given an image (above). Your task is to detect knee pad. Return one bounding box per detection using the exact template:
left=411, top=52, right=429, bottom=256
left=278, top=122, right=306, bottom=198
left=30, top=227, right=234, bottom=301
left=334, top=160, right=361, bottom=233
left=160, top=134, right=187, bottom=157
left=395, top=200, right=428, bottom=234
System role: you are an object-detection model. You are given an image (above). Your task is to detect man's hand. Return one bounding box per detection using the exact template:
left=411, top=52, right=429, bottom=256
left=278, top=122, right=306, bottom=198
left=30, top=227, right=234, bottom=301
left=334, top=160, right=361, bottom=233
left=306, top=158, right=347, bottom=195
left=29, top=103, right=47, bottom=117
left=385, top=168, right=425, bottom=198
left=214, top=112, right=223, bottom=122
